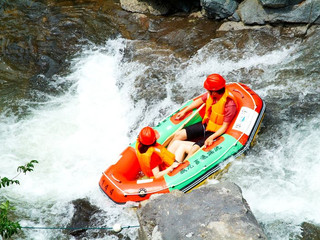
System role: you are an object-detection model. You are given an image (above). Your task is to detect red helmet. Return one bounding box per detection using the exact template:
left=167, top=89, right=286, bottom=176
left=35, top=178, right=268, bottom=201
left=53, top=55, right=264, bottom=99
left=203, top=74, right=226, bottom=91
left=138, top=127, right=157, bottom=145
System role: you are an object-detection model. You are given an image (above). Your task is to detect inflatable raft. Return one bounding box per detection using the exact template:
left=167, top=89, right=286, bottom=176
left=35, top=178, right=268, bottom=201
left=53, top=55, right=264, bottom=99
left=99, top=82, right=265, bottom=204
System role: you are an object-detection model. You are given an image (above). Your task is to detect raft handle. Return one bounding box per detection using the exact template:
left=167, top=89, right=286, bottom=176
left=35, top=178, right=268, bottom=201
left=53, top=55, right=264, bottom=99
left=111, top=174, right=121, bottom=183
left=233, top=89, right=245, bottom=98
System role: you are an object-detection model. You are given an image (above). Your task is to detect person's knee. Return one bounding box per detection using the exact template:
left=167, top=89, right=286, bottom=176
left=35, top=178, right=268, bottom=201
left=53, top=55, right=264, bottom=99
left=190, top=144, right=200, bottom=154
left=172, top=139, right=182, bottom=147
left=173, top=129, right=187, bottom=141
left=168, top=140, right=182, bottom=152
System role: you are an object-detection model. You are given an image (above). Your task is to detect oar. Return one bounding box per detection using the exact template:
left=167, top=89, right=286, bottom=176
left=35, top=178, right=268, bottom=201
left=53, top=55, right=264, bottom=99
left=163, top=103, right=205, bottom=147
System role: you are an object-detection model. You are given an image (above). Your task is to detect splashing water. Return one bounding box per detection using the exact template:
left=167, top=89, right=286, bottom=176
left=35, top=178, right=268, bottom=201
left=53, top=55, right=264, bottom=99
left=0, top=39, right=137, bottom=239
left=1, top=29, right=320, bottom=239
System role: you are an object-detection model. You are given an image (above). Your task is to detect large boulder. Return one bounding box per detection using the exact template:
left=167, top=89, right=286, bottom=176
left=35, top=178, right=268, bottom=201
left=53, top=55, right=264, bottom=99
left=119, top=0, right=320, bottom=25
left=120, top=0, right=170, bottom=15
left=259, top=0, right=303, bottom=8
left=136, top=182, right=267, bottom=240
left=300, top=222, right=320, bottom=239
left=201, top=0, right=239, bottom=19
left=65, top=198, right=100, bottom=238
left=238, top=0, right=320, bottom=25
left=237, top=0, right=267, bottom=24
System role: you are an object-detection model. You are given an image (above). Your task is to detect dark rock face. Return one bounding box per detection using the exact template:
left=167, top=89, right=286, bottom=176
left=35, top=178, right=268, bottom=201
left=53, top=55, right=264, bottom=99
left=137, top=182, right=267, bottom=240
left=66, top=198, right=100, bottom=238
left=259, top=0, right=305, bottom=9
left=238, top=0, right=320, bottom=25
left=120, top=0, right=200, bottom=15
left=237, top=0, right=267, bottom=25
left=260, top=0, right=288, bottom=8
left=120, top=0, right=320, bottom=26
left=120, top=0, right=170, bottom=15
left=0, top=0, right=120, bottom=98
left=300, top=222, right=320, bottom=240
left=201, top=0, right=239, bottom=19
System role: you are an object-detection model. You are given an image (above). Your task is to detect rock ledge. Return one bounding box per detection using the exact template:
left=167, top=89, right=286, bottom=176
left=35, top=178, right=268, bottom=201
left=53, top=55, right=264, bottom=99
left=137, top=182, right=267, bottom=240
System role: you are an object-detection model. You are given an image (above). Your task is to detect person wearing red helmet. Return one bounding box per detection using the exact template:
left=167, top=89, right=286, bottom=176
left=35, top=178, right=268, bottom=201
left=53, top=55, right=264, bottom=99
left=167, top=74, right=237, bottom=162
left=136, top=127, right=180, bottom=179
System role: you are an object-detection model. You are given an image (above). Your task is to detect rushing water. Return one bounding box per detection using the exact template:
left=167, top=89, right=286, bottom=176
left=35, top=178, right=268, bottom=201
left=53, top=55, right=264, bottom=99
left=1, top=9, right=320, bottom=239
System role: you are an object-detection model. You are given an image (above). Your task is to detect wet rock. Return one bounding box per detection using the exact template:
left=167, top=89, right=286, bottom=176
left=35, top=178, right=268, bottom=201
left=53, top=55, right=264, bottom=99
left=1, top=0, right=120, bottom=96
left=133, top=69, right=168, bottom=104
left=237, top=0, right=268, bottom=25
left=115, top=12, right=221, bottom=57
left=260, top=0, right=291, bottom=8
left=238, top=0, right=320, bottom=25
left=37, top=55, right=60, bottom=78
left=279, top=25, right=309, bottom=37
left=117, top=0, right=320, bottom=25
left=218, top=20, right=311, bottom=39
left=137, top=182, right=267, bottom=240
left=300, top=222, right=320, bottom=240
left=120, top=0, right=170, bottom=15
left=189, top=11, right=205, bottom=18
left=229, top=10, right=241, bottom=21
left=130, top=13, right=150, bottom=31
left=65, top=198, right=100, bottom=238
left=201, top=0, right=239, bottom=20
left=218, top=21, right=273, bottom=31
left=152, top=17, right=221, bottom=56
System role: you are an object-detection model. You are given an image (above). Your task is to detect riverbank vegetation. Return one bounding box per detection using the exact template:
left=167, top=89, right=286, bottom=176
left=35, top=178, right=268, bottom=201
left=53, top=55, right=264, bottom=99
left=0, top=160, right=38, bottom=239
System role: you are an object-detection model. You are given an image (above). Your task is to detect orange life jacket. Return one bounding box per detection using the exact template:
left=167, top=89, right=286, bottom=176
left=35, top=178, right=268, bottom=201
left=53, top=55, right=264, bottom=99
left=203, top=88, right=237, bottom=132
left=135, top=140, right=175, bottom=177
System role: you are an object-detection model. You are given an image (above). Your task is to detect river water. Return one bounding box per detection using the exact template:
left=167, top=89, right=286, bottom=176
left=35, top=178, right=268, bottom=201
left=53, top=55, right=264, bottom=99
left=1, top=2, right=320, bottom=240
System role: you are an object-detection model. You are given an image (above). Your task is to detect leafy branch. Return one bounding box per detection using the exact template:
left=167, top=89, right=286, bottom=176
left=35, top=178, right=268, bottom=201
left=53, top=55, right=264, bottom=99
left=17, top=159, right=38, bottom=175
left=0, top=160, right=38, bottom=239
left=0, top=160, right=38, bottom=189
left=0, top=201, right=21, bottom=239
left=0, top=177, right=20, bottom=188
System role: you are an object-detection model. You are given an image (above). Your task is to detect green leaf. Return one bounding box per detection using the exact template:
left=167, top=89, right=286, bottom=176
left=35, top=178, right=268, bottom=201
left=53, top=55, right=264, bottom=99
left=0, top=159, right=37, bottom=238
left=0, top=200, right=21, bottom=238
left=17, top=160, right=38, bottom=174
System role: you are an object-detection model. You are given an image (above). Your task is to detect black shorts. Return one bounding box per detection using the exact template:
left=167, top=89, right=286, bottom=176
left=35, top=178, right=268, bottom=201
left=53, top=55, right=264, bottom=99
left=185, top=122, right=214, bottom=147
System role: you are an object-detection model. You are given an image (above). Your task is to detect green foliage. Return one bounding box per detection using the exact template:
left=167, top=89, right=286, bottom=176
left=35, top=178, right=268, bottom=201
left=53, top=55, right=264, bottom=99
left=0, top=160, right=38, bottom=239
left=0, top=201, right=21, bottom=239
left=17, top=160, right=38, bottom=174
left=0, top=177, right=20, bottom=188
left=0, top=160, right=38, bottom=188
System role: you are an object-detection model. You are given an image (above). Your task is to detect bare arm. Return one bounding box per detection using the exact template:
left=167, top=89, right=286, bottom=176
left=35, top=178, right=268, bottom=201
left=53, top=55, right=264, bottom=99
left=176, top=97, right=204, bottom=120
left=204, top=122, right=229, bottom=147
left=152, top=162, right=179, bottom=179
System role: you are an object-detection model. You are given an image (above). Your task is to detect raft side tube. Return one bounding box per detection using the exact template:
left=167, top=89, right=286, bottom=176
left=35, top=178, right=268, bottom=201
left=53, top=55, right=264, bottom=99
left=178, top=100, right=266, bottom=193
left=99, top=82, right=266, bottom=204
left=99, top=147, right=171, bottom=203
